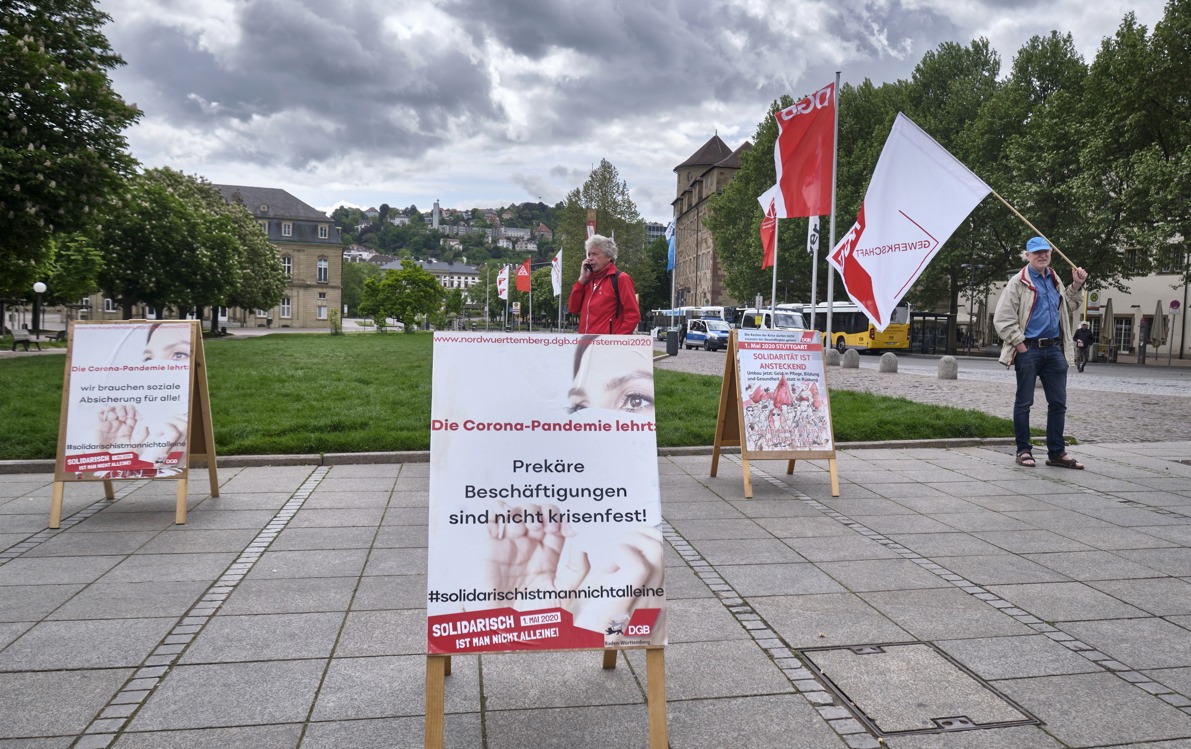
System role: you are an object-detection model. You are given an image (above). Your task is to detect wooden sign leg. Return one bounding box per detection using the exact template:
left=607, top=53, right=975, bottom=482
left=786, top=459, right=796, bottom=475
left=602, top=649, right=617, bottom=669
left=710, top=445, right=721, bottom=477
left=175, top=478, right=189, bottom=525
left=208, top=461, right=220, bottom=498
left=646, top=648, right=668, bottom=749
left=828, top=458, right=840, bottom=497
left=49, top=482, right=65, bottom=529
left=103, top=479, right=115, bottom=500
left=424, top=655, right=448, bottom=749
left=740, top=457, right=754, bottom=499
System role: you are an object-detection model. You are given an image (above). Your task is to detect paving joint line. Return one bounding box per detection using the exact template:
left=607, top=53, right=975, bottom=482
left=727, top=452, right=1191, bottom=718
left=660, top=511, right=884, bottom=749
left=68, top=465, right=332, bottom=749
left=0, top=481, right=148, bottom=566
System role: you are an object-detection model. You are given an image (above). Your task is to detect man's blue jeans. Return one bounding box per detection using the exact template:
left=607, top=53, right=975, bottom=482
left=1013, top=345, right=1069, bottom=458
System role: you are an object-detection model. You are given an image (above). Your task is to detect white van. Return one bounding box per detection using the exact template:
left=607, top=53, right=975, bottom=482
left=738, top=308, right=807, bottom=331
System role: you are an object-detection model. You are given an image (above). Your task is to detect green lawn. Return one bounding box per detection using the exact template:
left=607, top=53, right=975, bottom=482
left=0, top=333, right=1013, bottom=461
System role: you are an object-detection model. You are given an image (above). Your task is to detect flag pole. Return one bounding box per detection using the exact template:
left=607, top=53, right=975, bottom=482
left=825, top=71, right=841, bottom=346
left=770, top=218, right=779, bottom=314
left=989, top=190, right=1077, bottom=269
left=809, top=218, right=819, bottom=329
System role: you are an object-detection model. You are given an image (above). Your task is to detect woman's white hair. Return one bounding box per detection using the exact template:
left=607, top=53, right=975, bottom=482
left=584, top=234, right=618, bottom=261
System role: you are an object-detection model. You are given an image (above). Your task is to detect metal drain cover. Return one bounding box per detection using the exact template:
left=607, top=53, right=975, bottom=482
left=801, top=642, right=1037, bottom=735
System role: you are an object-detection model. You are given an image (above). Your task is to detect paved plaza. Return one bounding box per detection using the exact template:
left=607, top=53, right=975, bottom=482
left=3, top=346, right=1191, bottom=747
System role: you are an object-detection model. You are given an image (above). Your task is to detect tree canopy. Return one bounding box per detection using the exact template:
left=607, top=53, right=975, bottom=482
left=359, top=261, right=444, bottom=333
left=708, top=2, right=1191, bottom=319
left=0, top=0, right=140, bottom=277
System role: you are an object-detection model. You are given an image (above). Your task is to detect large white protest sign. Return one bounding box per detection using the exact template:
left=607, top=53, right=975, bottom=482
left=735, top=329, right=833, bottom=453
left=57, top=321, right=196, bottom=480
left=427, top=332, right=666, bottom=654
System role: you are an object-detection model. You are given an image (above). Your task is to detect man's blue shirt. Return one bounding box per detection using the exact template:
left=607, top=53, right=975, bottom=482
left=1024, top=266, right=1061, bottom=339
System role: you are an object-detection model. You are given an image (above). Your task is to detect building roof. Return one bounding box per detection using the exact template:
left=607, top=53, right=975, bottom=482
left=213, top=185, right=330, bottom=221
left=675, top=134, right=734, bottom=170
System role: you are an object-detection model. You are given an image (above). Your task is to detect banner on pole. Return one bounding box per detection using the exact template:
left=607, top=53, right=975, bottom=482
left=760, top=197, right=777, bottom=270
left=497, top=266, right=509, bottom=300
left=550, top=250, right=563, bottom=297
left=665, top=220, right=676, bottom=272
left=427, top=333, right=666, bottom=653
left=807, top=216, right=819, bottom=256
left=515, top=258, right=532, bottom=292
left=828, top=113, right=991, bottom=330
left=772, top=81, right=835, bottom=218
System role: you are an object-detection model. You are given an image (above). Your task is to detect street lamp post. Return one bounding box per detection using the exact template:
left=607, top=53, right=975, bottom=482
left=959, top=264, right=983, bottom=356
left=32, top=282, right=47, bottom=339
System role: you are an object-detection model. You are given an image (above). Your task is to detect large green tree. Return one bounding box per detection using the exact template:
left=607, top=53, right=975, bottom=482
left=342, top=261, right=382, bottom=316
left=0, top=0, right=140, bottom=280
left=359, top=261, right=444, bottom=333
left=97, top=168, right=242, bottom=318
left=555, top=159, right=651, bottom=299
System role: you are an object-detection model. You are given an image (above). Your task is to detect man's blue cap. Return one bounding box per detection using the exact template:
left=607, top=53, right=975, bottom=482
left=1026, top=236, right=1052, bottom=252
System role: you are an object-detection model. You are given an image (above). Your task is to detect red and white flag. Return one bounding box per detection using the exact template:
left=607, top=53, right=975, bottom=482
left=515, top=257, right=532, bottom=292
left=759, top=195, right=778, bottom=269
left=497, top=265, right=509, bottom=300
left=772, top=81, right=835, bottom=218
left=550, top=249, right=563, bottom=297
left=828, top=113, right=991, bottom=330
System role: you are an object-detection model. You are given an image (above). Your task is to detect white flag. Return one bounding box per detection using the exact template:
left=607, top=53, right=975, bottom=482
left=550, top=250, right=562, bottom=297
left=828, top=113, right=991, bottom=330
left=807, top=216, right=819, bottom=256
left=497, top=265, right=509, bottom=301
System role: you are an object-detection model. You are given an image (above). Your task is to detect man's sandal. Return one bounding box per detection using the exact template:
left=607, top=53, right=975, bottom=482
left=1015, top=452, right=1036, bottom=467
left=1046, top=454, right=1084, bottom=469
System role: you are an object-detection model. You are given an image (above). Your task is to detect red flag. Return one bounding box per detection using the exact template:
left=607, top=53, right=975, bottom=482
left=515, top=257, right=531, bottom=292
left=773, top=81, right=835, bottom=218
left=760, top=198, right=777, bottom=269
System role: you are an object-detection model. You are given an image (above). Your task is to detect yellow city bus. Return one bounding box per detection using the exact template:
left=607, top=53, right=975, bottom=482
left=801, top=302, right=911, bottom=353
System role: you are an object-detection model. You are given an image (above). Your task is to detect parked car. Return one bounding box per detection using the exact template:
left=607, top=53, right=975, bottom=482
left=685, top=318, right=731, bottom=351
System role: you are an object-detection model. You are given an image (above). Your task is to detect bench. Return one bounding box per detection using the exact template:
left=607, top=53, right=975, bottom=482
left=10, top=331, right=42, bottom=352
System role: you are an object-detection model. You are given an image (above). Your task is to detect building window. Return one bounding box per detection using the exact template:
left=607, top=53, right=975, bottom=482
left=145, top=306, right=157, bottom=319
left=103, top=298, right=116, bottom=313
left=281, top=222, right=293, bottom=237
left=317, top=305, right=328, bottom=320
left=282, top=254, right=292, bottom=277
left=217, top=307, right=228, bottom=321
left=317, top=257, right=329, bottom=284
left=280, top=297, right=292, bottom=318
left=256, top=309, right=268, bottom=318
left=318, top=224, right=329, bottom=239
left=80, top=297, right=91, bottom=308
left=259, top=221, right=269, bottom=234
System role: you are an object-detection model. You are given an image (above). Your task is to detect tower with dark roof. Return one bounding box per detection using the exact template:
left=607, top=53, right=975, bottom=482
left=671, top=135, right=752, bottom=308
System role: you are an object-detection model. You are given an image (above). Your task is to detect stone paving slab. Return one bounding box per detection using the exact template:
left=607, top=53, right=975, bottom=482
left=3, top=442, right=1191, bottom=747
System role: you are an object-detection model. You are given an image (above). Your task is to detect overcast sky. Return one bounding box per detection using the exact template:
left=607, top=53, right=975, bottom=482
left=96, top=0, right=1167, bottom=223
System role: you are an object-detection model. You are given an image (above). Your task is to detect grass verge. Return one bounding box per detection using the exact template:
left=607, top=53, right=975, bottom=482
left=0, top=333, right=1013, bottom=460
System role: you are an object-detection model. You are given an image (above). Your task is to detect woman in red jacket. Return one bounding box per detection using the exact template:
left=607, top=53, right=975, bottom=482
left=568, top=235, right=641, bottom=334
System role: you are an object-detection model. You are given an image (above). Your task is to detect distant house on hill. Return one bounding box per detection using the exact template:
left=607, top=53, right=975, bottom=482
left=381, top=258, right=481, bottom=291
left=534, top=223, right=553, bottom=241
left=364, top=207, right=380, bottom=221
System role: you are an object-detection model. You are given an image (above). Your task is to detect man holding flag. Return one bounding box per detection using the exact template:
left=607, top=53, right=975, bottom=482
left=994, top=237, right=1088, bottom=471
left=568, top=234, right=640, bottom=334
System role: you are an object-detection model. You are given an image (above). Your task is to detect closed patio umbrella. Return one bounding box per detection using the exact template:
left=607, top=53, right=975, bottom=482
left=1148, top=299, right=1166, bottom=349
left=1100, top=298, right=1115, bottom=362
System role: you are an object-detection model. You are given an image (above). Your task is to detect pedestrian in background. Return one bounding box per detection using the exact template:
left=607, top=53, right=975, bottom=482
left=1073, top=320, right=1095, bottom=372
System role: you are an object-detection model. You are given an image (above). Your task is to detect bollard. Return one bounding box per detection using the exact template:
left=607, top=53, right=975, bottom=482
left=879, top=352, right=898, bottom=373
left=842, top=349, right=860, bottom=369
left=666, top=330, right=679, bottom=356
left=938, top=355, right=958, bottom=380
left=825, top=349, right=841, bottom=366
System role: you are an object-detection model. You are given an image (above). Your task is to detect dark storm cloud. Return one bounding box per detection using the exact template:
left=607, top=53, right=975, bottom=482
left=106, top=0, right=505, bottom=168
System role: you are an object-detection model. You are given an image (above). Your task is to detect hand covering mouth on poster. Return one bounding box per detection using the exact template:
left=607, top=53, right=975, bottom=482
left=480, top=499, right=664, bottom=634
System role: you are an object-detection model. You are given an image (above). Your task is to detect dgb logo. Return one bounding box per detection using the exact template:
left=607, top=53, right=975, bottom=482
left=625, top=624, right=652, bottom=636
